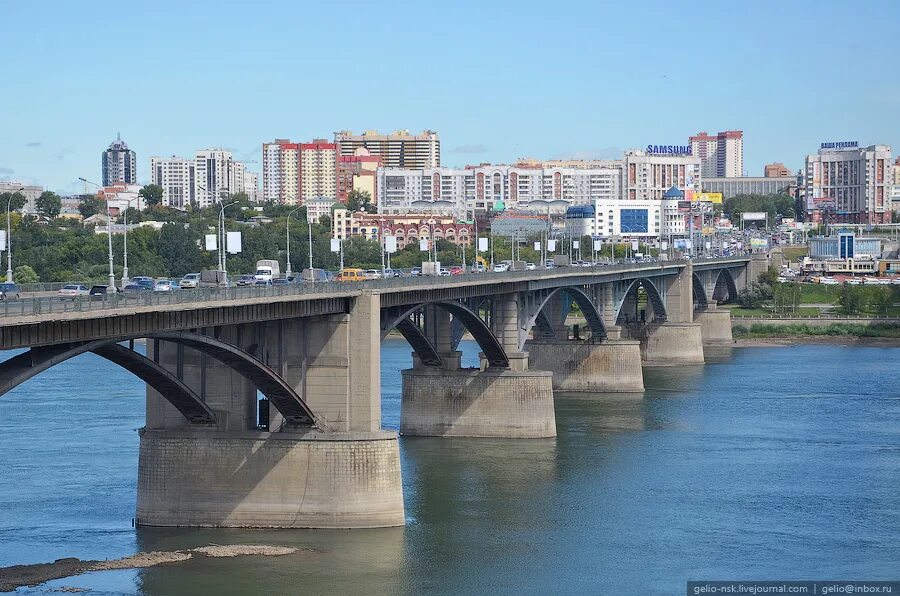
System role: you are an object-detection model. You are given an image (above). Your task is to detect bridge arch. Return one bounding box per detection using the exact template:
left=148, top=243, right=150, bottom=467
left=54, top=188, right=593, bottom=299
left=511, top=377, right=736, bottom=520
left=525, top=286, right=607, bottom=344
left=712, top=269, right=738, bottom=304
left=381, top=300, right=510, bottom=369
left=0, top=331, right=317, bottom=427
left=0, top=340, right=217, bottom=424
left=615, top=277, right=667, bottom=324
left=693, top=273, right=709, bottom=310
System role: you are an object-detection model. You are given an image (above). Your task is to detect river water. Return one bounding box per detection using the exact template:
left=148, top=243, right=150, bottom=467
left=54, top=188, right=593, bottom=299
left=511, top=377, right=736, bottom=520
left=0, top=341, right=898, bottom=595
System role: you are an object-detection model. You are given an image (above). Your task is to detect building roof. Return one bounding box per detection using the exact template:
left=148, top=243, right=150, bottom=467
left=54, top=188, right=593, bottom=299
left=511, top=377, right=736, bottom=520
left=664, top=186, right=685, bottom=199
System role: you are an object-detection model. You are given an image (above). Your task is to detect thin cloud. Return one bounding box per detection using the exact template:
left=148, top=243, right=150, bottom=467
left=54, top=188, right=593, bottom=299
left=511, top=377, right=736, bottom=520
left=25, top=141, right=42, bottom=148
left=54, top=146, right=75, bottom=160
left=0, top=167, right=14, bottom=176
left=452, top=144, right=488, bottom=154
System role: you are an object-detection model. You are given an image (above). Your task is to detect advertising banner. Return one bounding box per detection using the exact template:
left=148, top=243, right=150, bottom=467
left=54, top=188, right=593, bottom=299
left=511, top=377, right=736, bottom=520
left=0, top=230, right=6, bottom=252
left=694, top=192, right=723, bottom=204
left=478, top=237, right=488, bottom=252
left=593, top=240, right=602, bottom=251
left=205, top=234, right=217, bottom=251
left=226, top=231, right=242, bottom=254
left=419, top=239, right=429, bottom=252
left=742, top=211, right=767, bottom=221
left=385, top=236, right=397, bottom=253
left=660, top=241, right=668, bottom=251
left=534, top=241, right=541, bottom=251
left=547, top=239, right=556, bottom=252
left=674, top=239, right=688, bottom=250
left=572, top=240, right=580, bottom=249
left=631, top=241, right=639, bottom=251
left=750, top=238, right=769, bottom=249
left=330, top=238, right=341, bottom=253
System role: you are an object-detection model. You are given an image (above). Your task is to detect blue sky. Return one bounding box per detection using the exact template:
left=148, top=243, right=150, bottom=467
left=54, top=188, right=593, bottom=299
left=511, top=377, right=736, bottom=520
left=2, top=0, right=898, bottom=193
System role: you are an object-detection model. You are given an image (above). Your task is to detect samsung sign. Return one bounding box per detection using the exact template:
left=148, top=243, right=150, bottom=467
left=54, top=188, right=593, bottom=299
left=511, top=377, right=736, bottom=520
left=820, top=141, right=858, bottom=150
left=646, top=144, right=692, bottom=156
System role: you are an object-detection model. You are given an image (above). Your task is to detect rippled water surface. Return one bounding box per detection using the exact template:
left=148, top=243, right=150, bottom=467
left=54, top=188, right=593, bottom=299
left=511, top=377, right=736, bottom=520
left=0, top=341, right=898, bottom=595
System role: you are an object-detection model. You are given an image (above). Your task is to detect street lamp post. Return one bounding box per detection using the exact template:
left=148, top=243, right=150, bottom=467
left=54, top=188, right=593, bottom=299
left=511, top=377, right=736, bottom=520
left=121, top=197, right=137, bottom=286
left=219, top=201, right=237, bottom=278
left=285, top=207, right=301, bottom=278
left=5, top=186, right=23, bottom=283
left=79, top=178, right=116, bottom=290
left=307, top=216, right=314, bottom=274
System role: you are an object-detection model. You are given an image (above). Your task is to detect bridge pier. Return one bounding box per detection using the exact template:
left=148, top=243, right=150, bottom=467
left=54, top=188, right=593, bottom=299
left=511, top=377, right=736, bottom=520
left=400, top=294, right=556, bottom=438
left=524, top=326, right=644, bottom=393
left=138, top=293, right=405, bottom=529
left=695, top=301, right=734, bottom=345
left=639, top=322, right=705, bottom=366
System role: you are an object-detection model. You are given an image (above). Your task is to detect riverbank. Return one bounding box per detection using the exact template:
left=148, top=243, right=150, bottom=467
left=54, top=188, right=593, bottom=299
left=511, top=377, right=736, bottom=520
left=0, top=545, right=300, bottom=592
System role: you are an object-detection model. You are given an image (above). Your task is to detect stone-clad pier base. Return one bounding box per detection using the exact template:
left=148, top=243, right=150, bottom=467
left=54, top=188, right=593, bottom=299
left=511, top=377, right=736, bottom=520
left=525, top=340, right=644, bottom=393
left=400, top=368, right=556, bottom=438
left=136, top=429, right=405, bottom=529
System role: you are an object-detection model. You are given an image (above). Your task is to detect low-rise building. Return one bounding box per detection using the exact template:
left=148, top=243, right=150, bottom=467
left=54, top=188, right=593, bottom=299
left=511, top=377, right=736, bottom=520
left=332, top=208, right=472, bottom=248
left=702, top=176, right=799, bottom=199
left=564, top=199, right=683, bottom=240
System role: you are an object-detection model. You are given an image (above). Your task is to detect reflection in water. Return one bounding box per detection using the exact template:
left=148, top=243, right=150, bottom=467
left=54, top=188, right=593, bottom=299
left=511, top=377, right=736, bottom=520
left=134, top=526, right=406, bottom=596
left=2, top=343, right=899, bottom=595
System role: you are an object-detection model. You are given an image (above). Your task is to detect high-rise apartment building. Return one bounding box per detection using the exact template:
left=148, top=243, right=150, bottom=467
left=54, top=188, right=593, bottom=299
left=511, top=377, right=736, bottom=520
left=376, top=164, right=622, bottom=216
left=262, top=139, right=300, bottom=204
left=151, top=149, right=254, bottom=207
left=335, top=129, right=440, bottom=169
left=299, top=140, right=337, bottom=202
left=102, top=134, right=136, bottom=186
left=150, top=156, right=195, bottom=208
left=764, top=162, right=791, bottom=177
left=623, top=150, right=702, bottom=201
left=805, top=143, right=892, bottom=224
left=689, top=131, right=743, bottom=178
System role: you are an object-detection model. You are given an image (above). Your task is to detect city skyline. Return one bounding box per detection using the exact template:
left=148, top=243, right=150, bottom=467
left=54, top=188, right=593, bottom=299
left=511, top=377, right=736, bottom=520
left=2, top=0, right=898, bottom=193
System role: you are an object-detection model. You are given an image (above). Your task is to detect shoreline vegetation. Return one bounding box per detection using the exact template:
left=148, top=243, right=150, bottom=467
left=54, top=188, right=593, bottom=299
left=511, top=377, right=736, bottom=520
left=731, top=323, right=900, bottom=346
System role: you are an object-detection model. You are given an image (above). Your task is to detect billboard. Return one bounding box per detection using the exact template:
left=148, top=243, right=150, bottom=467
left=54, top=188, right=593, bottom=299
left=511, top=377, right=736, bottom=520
left=811, top=197, right=836, bottom=211
left=750, top=238, right=769, bottom=249
left=694, top=192, right=723, bottom=204
left=226, top=231, right=242, bottom=254
left=621, top=209, right=649, bottom=233
left=330, top=238, right=341, bottom=253
left=384, top=235, right=397, bottom=253
left=742, top=212, right=767, bottom=221
left=205, top=234, right=217, bottom=251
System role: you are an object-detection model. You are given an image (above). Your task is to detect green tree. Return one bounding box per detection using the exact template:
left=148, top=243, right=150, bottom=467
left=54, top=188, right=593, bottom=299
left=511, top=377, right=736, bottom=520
left=737, top=281, right=773, bottom=309
left=867, top=286, right=894, bottom=315
left=124, top=206, right=143, bottom=223
left=36, top=191, right=62, bottom=219
left=0, top=191, right=27, bottom=212
left=157, top=223, right=204, bottom=277
left=78, top=195, right=102, bottom=218
left=138, top=184, right=165, bottom=208
left=346, top=190, right=373, bottom=213
left=838, top=284, right=865, bottom=315
left=13, top=265, right=39, bottom=284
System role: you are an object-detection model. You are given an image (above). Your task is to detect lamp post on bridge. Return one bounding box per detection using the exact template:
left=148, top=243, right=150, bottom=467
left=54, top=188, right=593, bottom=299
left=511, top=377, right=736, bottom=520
left=285, top=207, right=301, bottom=279
left=5, top=186, right=23, bottom=283
left=79, top=178, right=116, bottom=291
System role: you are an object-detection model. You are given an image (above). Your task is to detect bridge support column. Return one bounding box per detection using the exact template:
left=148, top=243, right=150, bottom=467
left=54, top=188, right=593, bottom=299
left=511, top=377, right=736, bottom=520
left=695, top=301, right=734, bottom=345
left=136, top=428, right=403, bottom=529
left=402, top=293, right=555, bottom=438
left=138, top=292, right=405, bottom=528
left=524, top=339, right=644, bottom=392
left=400, top=368, right=555, bottom=438
left=640, top=323, right=705, bottom=366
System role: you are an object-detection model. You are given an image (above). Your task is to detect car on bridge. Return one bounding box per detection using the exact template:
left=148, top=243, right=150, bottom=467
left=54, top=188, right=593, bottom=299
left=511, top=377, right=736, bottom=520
left=154, top=280, right=178, bottom=292
left=0, top=283, right=20, bottom=300
left=363, top=269, right=381, bottom=280
left=383, top=269, right=403, bottom=278
left=493, top=263, right=510, bottom=272
left=179, top=273, right=200, bottom=289
left=449, top=266, right=463, bottom=275
left=235, top=274, right=256, bottom=287
left=272, top=278, right=292, bottom=286
left=410, top=267, right=422, bottom=277
left=58, top=284, right=89, bottom=298
left=88, top=285, right=112, bottom=300
left=123, top=283, right=152, bottom=294
left=337, top=268, right=365, bottom=282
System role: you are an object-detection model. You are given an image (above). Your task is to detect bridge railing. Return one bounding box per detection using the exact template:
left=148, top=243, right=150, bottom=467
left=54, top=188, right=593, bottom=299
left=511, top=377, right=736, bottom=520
left=0, top=256, right=749, bottom=320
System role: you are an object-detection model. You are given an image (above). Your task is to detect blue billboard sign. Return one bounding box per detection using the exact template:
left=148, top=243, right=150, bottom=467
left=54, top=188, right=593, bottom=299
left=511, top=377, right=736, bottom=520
left=820, top=141, right=858, bottom=150
left=646, top=144, right=692, bottom=156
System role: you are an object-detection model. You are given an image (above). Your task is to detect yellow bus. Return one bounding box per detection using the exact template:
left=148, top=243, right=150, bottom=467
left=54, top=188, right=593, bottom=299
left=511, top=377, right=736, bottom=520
left=337, top=268, right=365, bottom=282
